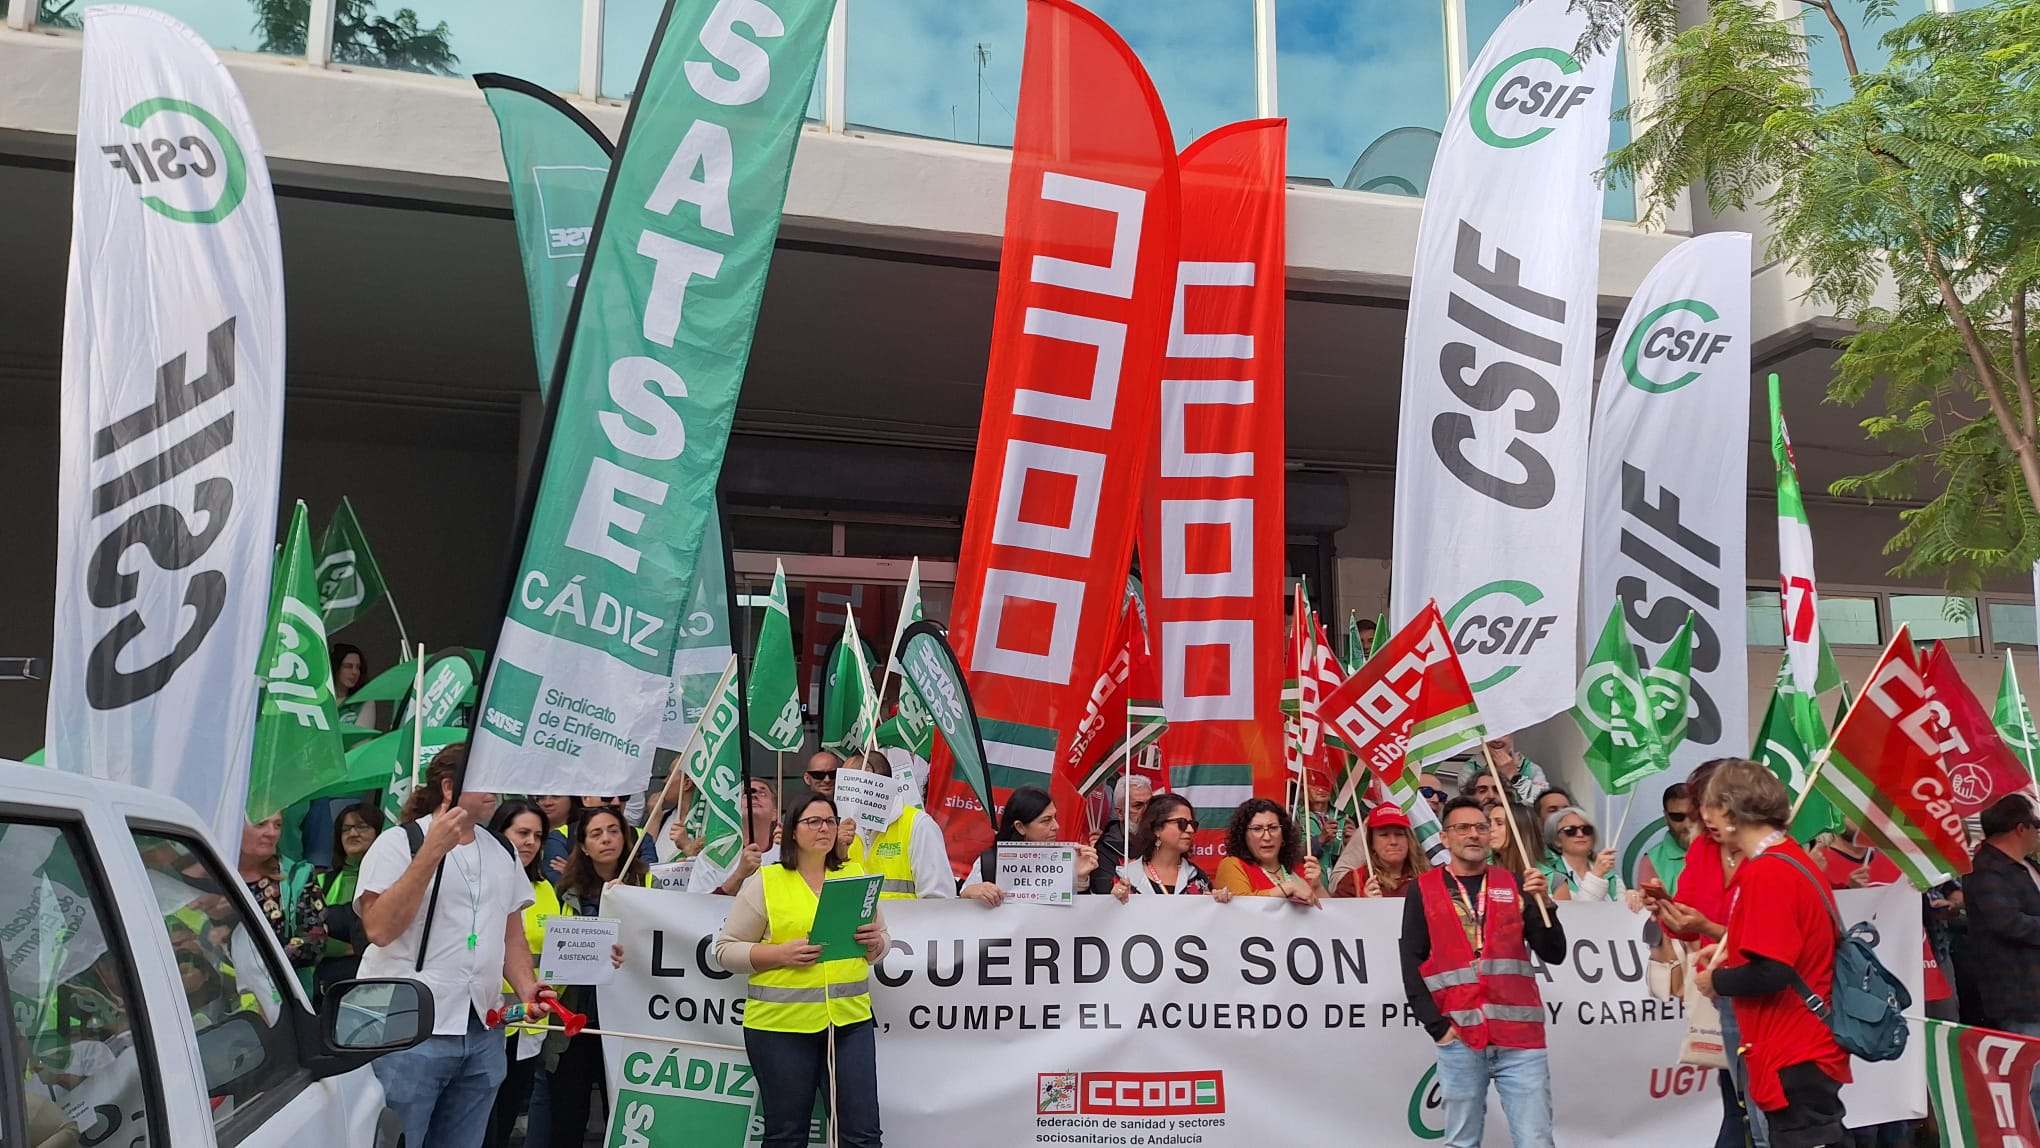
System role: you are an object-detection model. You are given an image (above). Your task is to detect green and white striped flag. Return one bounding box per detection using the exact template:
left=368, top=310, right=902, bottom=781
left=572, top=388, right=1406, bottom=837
left=1172, top=763, right=1255, bottom=827
left=747, top=561, right=803, bottom=752
left=1924, top=1017, right=2040, bottom=1147
left=678, top=656, right=747, bottom=870
left=1771, top=373, right=1824, bottom=696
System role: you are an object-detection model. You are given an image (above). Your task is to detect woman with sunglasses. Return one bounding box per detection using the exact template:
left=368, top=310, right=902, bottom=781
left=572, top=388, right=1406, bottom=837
left=1110, top=794, right=1231, bottom=900
left=715, top=793, right=888, bottom=1148
left=959, top=786, right=1100, bottom=906
left=1213, top=798, right=1322, bottom=906
left=1540, top=806, right=1622, bottom=902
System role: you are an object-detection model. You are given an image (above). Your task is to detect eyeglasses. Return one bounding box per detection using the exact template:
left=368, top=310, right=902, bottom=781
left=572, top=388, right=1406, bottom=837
left=1443, top=822, right=1490, bottom=836
left=1419, top=787, right=1447, bottom=801
left=1159, top=817, right=1196, bottom=832
left=796, top=816, right=841, bottom=830
left=805, top=769, right=838, bottom=781
left=340, top=823, right=373, bottom=834
left=1558, top=824, right=1595, bottom=838
left=1664, top=811, right=1690, bottom=824
left=1245, top=823, right=1283, bottom=836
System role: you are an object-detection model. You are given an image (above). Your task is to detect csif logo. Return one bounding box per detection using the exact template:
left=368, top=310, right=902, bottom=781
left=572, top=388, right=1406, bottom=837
left=1621, top=299, right=1733, bottom=394
left=1444, top=580, right=1558, bottom=691
left=103, top=97, right=248, bottom=225
left=1406, top=1064, right=1446, bottom=1140
left=1470, top=47, right=1596, bottom=149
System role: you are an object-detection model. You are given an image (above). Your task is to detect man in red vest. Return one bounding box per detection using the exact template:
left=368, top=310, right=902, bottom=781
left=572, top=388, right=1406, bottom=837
left=1401, top=795, right=1566, bottom=1147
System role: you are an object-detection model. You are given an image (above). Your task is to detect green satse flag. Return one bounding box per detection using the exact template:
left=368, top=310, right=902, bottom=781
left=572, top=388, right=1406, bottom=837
left=821, top=611, right=875, bottom=754
left=747, top=561, right=802, bottom=752
left=316, top=497, right=390, bottom=633
left=247, top=502, right=349, bottom=821
left=1752, top=662, right=1842, bottom=840
left=1644, top=612, right=1696, bottom=755
left=1573, top=603, right=1670, bottom=795
left=1992, top=653, right=2038, bottom=784
left=899, top=623, right=996, bottom=829
left=678, top=657, right=746, bottom=870
left=476, top=74, right=612, bottom=400
left=468, top=0, right=835, bottom=802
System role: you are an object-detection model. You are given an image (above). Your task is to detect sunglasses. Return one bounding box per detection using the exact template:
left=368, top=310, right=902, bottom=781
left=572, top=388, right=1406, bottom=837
left=1558, top=824, right=1595, bottom=838
left=1664, top=811, right=1690, bottom=824
left=805, top=769, right=838, bottom=781
left=1419, top=787, right=1447, bottom=801
left=1159, top=817, right=1196, bottom=832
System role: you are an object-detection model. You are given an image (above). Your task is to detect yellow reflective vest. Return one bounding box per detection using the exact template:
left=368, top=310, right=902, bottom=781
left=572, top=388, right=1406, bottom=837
left=745, top=863, right=875, bottom=1033
left=846, top=806, right=921, bottom=900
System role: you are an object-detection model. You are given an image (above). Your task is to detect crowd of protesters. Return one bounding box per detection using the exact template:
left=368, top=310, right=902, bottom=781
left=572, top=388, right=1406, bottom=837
left=249, top=649, right=2040, bottom=1148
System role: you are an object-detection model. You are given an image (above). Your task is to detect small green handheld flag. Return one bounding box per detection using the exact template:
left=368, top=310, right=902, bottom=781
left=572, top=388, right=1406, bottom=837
left=247, top=502, right=349, bottom=821
left=1571, top=603, right=1670, bottom=796
left=747, top=561, right=803, bottom=753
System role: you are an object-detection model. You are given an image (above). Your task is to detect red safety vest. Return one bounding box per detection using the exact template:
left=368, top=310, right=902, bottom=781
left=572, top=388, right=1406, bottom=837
left=1416, top=867, right=1546, bottom=1050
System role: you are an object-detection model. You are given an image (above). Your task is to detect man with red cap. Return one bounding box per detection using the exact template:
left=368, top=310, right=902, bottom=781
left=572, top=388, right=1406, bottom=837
left=1304, top=766, right=1344, bottom=871
left=1400, top=796, right=1564, bottom=1147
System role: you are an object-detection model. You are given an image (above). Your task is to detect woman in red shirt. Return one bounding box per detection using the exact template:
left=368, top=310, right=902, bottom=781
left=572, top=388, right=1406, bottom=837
left=1692, top=760, right=1850, bottom=1148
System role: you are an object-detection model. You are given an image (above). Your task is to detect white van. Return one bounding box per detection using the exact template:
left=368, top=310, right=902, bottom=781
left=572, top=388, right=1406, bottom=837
left=1, top=760, right=433, bottom=1148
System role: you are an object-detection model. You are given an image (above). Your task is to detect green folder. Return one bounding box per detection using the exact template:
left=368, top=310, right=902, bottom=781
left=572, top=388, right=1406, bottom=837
left=811, top=872, right=884, bottom=962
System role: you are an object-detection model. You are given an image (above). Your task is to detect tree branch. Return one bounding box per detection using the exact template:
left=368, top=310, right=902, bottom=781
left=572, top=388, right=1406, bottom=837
left=1802, top=0, right=1860, bottom=79
left=2015, top=288, right=2034, bottom=447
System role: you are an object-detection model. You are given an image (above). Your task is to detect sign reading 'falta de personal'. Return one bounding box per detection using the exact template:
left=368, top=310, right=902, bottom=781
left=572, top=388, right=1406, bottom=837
left=468, top=0, right=834, bottom=799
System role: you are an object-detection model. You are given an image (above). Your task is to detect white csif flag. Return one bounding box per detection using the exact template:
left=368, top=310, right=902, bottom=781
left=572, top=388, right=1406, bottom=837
left=1584, top=232, right=1753, bottom=842
left=1389, top=0, right=1619, bottom=736
left=48, top=6, right=285, bottom=854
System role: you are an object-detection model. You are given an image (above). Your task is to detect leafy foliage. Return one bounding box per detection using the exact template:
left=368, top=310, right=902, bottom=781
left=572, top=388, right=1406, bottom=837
left=252, top=0, right=458, bottom=75
left=1594, top=0, right=2040, bottom=593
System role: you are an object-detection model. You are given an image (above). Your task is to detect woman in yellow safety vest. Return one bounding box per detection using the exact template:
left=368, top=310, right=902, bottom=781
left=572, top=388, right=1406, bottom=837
left=483, top=800, right=557, bottom=1148
left=715, top=792, right=889, bottom=1148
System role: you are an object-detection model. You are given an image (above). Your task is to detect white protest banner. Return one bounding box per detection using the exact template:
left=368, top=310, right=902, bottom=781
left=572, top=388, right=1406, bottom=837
left=835, top=767, right=897, bottom=840
left=993, top=843, right=1078, bottom=907
left=599, top=885, right=1924, bottom=1146
left=1389, top=0, right=1618, bottom=736
left=648, top=859, right=695, bottom=891
left=1585, top=232, right=1753, bottom=861
left=542, top=915, right=620, bottom=986
left=49, top=7, right=286, bottom=853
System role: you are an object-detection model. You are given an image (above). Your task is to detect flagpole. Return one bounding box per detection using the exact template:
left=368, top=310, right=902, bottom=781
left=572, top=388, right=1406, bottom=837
left=1481, top=741, right=1552, bottom=926
left=407, top=643, right=425, bottom=793
left=385, top=591, right=413, bottom=665
left=1610, top=791, right=1638, bottom=849
left=1787, top=746, right=1833, bottom=826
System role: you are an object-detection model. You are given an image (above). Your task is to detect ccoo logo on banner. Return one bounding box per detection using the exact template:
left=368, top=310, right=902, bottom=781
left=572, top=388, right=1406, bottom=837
left=1389, top=0, right=1617, bottom=738
left=49, top=8, right=285, bottom=852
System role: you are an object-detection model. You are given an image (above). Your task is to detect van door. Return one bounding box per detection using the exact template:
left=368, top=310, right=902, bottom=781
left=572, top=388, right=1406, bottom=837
left=0, top=813, right=171, bottom=1148
left=123, top=825, right=383, bottom=1148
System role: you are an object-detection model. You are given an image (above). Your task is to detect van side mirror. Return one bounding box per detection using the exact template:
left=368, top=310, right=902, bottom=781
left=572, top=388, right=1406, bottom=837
left=320, top=979, right=433, bottom=1055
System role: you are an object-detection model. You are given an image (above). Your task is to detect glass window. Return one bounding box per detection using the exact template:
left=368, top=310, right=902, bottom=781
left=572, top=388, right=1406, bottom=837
left=848, top=0, right=1024, bottom=144
left=1746, top=589, right=1881, bottom=646
left=2, top=820, right=160, bottom=1147
left=604, top=0, right=824, bottom=112
left=107, top=0, right=286, bottom=55
left=1277, top=0, right=1450, bottom=192
left=1988, top=600, right=2036, bottom=649
left=340, top=0, right=577, bottom=89
left=1804, top=1, right=1933, bottom=105
left=1087, top=1, right=1257, bottom=145
left=134, top=831, right=304, bottom=1134
left=1892, top=593, right=1979, bottom=647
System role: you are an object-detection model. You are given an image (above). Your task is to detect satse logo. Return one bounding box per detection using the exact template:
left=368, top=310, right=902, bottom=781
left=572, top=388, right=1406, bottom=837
left=104, top=98, right=248, bottom=225
left=1621, top=299, right=1734, bottom=394
left=1444, top=580, right=1558, bottom=691
left=1470, top=47, right=1597, bottom=149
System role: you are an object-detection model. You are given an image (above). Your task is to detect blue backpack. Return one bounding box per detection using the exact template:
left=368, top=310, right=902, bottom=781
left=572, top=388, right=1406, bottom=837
left=1767, top=853, right=1912, bottom=1063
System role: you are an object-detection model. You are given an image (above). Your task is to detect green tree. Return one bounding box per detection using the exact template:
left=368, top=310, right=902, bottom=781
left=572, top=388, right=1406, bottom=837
left=252, top=0, right=459, bottom=75
left=1595, top=0, right=2040, bottom=593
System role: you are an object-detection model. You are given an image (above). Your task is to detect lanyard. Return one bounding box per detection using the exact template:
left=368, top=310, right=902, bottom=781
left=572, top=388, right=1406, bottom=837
left=1146, top=861, right=1186, bottom=894
left=1447, top=873, right=1487, bottom=957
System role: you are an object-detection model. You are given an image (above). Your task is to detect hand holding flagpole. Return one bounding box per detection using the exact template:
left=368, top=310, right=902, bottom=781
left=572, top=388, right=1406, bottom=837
left=1481, top=740, right=1552, bottom=926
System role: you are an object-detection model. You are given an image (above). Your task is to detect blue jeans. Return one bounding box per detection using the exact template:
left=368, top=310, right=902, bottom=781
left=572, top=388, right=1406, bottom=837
left=372, top=1012, right=507, bottom=1148
left=1433, top=1040, right=1551, bottom=1148
left=743, top=1021, right=882, bottom=1148
left=1720, top=999, right=1771, bottom=1148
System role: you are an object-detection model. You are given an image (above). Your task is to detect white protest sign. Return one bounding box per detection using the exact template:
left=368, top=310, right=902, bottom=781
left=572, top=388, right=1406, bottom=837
left=994, top=843, right=1077, bottom=906
left=835, top=767, right=897, bottom=839
left=542, top=915, right=621, bottom=985
left=881, top=747, right=924, bottom=807
left=648, top=860, right=696, bottom=891
left=598, top=886, right=1925, bottom=1147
